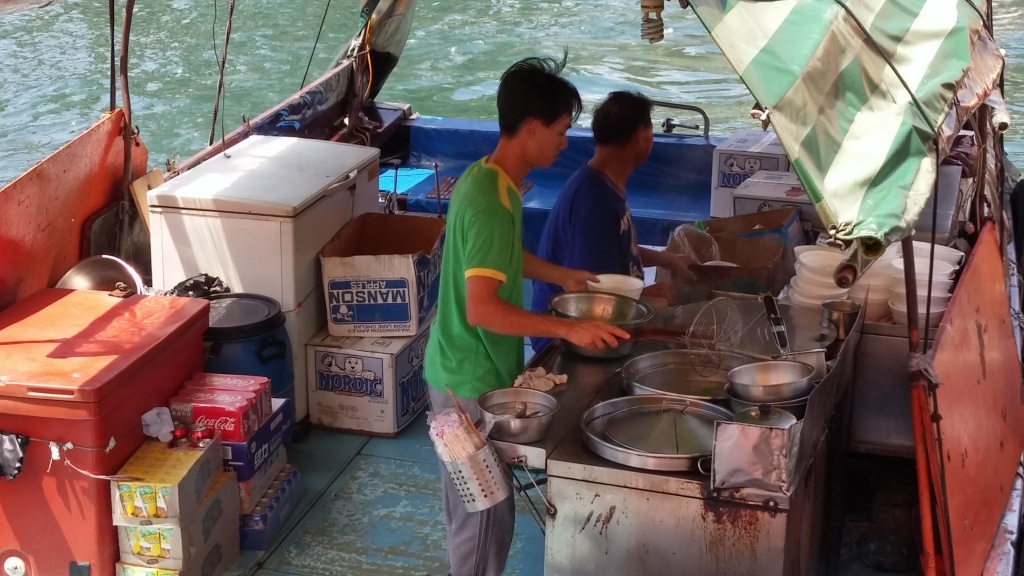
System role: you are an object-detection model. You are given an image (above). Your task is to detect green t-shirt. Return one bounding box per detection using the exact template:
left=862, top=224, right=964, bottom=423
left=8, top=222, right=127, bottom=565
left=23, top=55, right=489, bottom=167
left=424, top=157, right=525, bottom=400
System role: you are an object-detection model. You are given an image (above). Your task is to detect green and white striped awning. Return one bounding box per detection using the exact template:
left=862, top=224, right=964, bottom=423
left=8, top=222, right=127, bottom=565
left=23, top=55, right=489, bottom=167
left=687, top=0, right=1003, bottom=253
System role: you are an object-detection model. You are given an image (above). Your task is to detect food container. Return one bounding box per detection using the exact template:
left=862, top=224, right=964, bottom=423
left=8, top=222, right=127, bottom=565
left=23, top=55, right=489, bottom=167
left=889, top=284, right=952, bottom=310
left=726, top=360, right=815, bottom=403
left=889, top=299, right=946, bottom=329
left=891, top=257, right=956, bottom=280
left=587, top=274, right=644, bottom=300
left=478, top=387, right=559, bottom=444
left=899, top=241, right=965, bottom=268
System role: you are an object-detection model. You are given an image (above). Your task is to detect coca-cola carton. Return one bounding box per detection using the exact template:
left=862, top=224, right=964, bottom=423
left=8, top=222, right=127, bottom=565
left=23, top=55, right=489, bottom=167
left=184, top=373, right=272, bottom=426
left=181, top=388, right=260, bottom=435
left=169, top=390, right=257, bottom=442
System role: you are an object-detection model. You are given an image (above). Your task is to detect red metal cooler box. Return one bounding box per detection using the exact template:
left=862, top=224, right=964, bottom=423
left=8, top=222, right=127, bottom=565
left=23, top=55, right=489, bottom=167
left=0, top=289, right=209, bottom=576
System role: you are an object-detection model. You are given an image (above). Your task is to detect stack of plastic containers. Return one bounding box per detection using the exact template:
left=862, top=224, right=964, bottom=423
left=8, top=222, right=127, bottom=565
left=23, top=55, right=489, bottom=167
left=786, top=248, right=849, bottom=309
left=888, top=242, right=964, bottom=328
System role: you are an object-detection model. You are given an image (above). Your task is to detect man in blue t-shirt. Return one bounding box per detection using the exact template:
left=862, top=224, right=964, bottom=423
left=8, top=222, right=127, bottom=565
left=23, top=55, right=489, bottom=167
left=530, top=91, right=695, bottom=352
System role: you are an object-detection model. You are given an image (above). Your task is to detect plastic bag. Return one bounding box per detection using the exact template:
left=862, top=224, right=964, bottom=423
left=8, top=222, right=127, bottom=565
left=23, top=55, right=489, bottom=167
left=664, top=224, right=721, bottom=305
left=666, top=223, right=721, bottom=263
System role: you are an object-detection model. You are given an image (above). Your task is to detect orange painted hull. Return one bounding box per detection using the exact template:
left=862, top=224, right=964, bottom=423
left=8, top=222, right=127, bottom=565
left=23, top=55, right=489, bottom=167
left=0, top=109, right=148, bottom=310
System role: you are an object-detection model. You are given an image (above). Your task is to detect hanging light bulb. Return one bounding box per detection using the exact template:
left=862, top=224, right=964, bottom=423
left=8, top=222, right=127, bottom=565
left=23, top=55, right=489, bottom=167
left=641, top=0, right=665, bottom=43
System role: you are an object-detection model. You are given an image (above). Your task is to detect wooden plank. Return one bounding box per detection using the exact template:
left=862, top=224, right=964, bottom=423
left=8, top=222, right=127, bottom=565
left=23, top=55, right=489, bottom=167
left=130, top=168, right=164, bottom=231
left=931, top=222, right=1024, bottom=574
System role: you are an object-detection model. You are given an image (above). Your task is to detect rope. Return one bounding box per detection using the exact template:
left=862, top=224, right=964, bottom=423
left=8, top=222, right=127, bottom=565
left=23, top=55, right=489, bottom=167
left=363, top=18, right=374, bottom=99
left=908, top=352, right=942, bottom=386
left=301, top=0, right=334, bottom=89
left=208, top=0, right=237, bottom=147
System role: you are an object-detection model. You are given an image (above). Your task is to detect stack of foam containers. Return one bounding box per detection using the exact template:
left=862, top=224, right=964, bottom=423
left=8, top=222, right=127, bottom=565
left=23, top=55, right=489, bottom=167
left=785, top=247, right=849, bottom=310
left=888, top=241, right=965, bottom=329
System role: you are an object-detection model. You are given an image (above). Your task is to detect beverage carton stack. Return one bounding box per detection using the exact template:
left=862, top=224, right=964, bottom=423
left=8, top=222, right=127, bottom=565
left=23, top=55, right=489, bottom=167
left=170, top=372, right=304, bottom=550
left=307, top=213, right=445, bottom=437
left=111, top=435, right=239, bottom=576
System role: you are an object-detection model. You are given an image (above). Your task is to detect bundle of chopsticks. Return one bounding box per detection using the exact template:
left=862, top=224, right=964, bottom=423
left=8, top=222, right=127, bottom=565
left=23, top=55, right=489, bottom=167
left=428, top=386, right=487, bottom=462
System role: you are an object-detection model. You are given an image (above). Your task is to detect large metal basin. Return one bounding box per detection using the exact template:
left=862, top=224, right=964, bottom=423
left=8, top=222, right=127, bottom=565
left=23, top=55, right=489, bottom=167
left=549, top=291, right=654, bottom=359
left=726, top=360, right=815, bottom=403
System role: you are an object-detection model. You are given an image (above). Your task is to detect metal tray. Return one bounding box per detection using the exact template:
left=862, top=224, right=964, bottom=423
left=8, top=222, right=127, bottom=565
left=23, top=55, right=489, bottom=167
left=581, top=395, right=734, bottom=472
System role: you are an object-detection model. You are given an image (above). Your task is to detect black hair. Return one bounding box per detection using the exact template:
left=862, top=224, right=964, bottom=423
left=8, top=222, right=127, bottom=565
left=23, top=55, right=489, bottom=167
left=496, top=49, right=583, bottom=136
left=591, top=91, right=654, bottom=147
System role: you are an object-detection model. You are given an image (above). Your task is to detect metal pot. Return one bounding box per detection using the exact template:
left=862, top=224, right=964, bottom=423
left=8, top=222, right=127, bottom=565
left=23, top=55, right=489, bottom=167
left=726, top=360, right=815, bottom=403
left=478, top=387, right=559, bottom=444
left=621, top=349, right=754, bottom=403
left=725, top=383, right=809, bottom=420
left=55, top=255, right=145, bottom=294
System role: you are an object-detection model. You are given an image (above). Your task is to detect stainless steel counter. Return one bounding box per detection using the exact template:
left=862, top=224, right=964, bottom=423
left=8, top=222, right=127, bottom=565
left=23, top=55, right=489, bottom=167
left=491, top=340, right=678, bottom=469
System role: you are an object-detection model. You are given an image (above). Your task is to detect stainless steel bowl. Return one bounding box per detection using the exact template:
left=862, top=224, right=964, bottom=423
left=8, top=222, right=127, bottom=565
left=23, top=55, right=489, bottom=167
left=726, top=360, right=815, bottom=403
left=549, top=291, right=654, bottom=359
left=55, top=255, right=145, bottom=294
left=478, top=387, right=559, bottom=444
left=725, top=383, right=810, bottom=420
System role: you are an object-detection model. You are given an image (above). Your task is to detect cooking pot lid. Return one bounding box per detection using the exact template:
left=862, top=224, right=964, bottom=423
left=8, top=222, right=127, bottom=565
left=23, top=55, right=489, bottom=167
left=206, top=293, right=285, bottom=340
left=734, top=404, right=798, bottom=428
left=604, top=404, right=717, bottom=455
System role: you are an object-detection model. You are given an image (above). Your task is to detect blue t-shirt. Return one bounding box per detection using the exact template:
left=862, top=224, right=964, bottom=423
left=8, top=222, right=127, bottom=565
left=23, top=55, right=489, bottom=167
left=530, top=165, right=643, bottom=352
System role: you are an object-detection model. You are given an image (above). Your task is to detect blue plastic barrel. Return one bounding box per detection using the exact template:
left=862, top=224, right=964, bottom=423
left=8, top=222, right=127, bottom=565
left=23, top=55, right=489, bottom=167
left=203, top=293, right=295, bottom=414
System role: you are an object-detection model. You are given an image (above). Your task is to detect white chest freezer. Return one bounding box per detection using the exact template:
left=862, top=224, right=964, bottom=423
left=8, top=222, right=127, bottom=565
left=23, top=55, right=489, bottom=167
left=148, top=135, right=381, bottom=422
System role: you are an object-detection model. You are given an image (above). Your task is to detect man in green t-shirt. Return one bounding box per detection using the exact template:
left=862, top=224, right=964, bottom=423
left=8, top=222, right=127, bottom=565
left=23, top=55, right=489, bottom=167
left=424, top=53, right=629, bottom=576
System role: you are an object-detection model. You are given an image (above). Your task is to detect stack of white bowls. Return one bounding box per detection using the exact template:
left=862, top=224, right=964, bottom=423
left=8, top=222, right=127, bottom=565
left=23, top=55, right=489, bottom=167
left=786, top=249, right=848, bottom=309
left=888, top=243, right=963, bottom=328
left=847, top=243, right=900, bottom=321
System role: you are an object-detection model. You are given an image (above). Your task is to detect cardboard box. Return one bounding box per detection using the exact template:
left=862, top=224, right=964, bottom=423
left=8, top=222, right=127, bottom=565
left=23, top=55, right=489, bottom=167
left=112, top=437, right=222, bottom=523
left=701, top=207, right=806, bottom=279
left=116, top=473, right=240, bottom=573
left=320, top=212, right=444, bottom=337
left=711, top=130, right=791, bottom=217
left=688, top=235, right=785, bottom=299
left=306, top=317, right=431, bottom=436
left=239, top=446, right=287, bottom=514
left=221, top=398, right=294, bottom=482
left=240, top=468, right=304, bottom=550
left=731, top=170, right=822, bottom=233
left=116, top=564, right=180, bottom=576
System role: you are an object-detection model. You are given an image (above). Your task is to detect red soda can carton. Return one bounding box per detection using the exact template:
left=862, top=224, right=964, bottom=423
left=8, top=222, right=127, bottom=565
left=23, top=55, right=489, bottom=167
left=179, top=388, right=260, bottom=435
left=184, top=374, right=272, bottom=425
left=168, top=391, right=255, bottom=442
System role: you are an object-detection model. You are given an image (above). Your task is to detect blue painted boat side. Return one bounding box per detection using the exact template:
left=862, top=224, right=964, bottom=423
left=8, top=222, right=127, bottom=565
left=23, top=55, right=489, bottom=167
left=399, top=116, right=721, bottom=249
